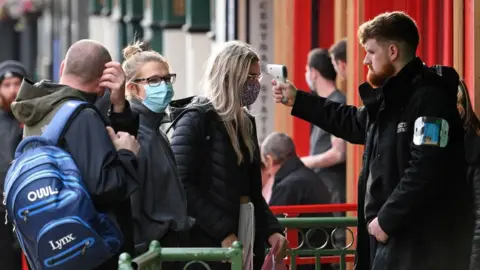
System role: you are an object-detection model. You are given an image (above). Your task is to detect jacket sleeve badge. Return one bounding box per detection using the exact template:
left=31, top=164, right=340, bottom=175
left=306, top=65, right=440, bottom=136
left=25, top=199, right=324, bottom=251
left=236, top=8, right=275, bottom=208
left=413, top=117, right=449, bottom=148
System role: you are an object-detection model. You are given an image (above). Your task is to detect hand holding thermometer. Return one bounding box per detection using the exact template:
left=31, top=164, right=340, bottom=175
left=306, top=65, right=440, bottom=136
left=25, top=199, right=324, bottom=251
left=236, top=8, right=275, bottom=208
left=267, top=64, right=288, bottom=104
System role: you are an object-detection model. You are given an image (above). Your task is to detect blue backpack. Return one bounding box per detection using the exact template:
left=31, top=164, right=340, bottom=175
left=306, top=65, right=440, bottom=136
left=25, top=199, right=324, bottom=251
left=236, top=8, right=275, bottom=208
left=3, top=100, right=123, bottom=270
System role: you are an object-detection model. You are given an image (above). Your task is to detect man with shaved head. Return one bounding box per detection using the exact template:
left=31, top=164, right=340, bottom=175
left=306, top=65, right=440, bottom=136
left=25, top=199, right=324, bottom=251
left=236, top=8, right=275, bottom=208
left=261, top=132, right=333, bottom=270
left=261, top=132, right=331, bottom=209
left=60, top=39, right=133, bottom=119
left=11, top=39, right=140, bottom=269
left=63, top=39, right=113, bottom=84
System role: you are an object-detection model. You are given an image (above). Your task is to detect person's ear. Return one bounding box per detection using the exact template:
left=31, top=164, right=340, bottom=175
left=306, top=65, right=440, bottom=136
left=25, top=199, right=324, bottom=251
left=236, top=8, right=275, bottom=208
left=310, top=68, right=319, bottom=80
left=339, top=60, right=347, bottom=73
left=59, top=60, right=65, bottom=77
left=126, top=82, right=141, bottom=99
left=265, top=154, right=275, bottom=169
left=126, top=82, right=135, bottom=93
left=388, top=43, right=400, bottom=62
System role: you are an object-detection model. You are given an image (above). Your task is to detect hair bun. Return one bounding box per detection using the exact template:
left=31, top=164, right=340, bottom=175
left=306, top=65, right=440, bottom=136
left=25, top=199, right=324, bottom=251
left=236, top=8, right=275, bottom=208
left=123, top=40, right=151, bottom=60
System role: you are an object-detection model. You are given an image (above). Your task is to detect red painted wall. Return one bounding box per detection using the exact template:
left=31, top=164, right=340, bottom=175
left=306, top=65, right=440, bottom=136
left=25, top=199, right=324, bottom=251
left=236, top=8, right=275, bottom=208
left=464, top=0, right=474, bottom=99
left=292, top=1, right=312, bottom=157
left=317, top=0, right=334, bottom=49
left=291, top=0, right=334, bottom=157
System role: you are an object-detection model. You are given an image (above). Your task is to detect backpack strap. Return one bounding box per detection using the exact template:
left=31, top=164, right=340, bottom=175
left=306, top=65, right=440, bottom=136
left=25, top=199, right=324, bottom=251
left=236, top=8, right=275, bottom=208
left=41, top=100, right=91, bottom=145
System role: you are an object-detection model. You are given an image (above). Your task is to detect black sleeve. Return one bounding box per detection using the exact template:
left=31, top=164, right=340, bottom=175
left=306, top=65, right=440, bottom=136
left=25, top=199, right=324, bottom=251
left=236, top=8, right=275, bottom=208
left=64, top=108, right=138, bottom=205
left=107, top=101, right=139, bottom=137
left=256, top=195, right=284, bottom=242
left=471, top=167, right=480, bottom=270
left=249, top=137, right=284, bottom=242
left=269, top=178, right=303, bottom=207
left=291, top=90, right=367, bottom=144
left=377, top=87, right=462, bottom=235
left=170, top=111, right=237, bottom=242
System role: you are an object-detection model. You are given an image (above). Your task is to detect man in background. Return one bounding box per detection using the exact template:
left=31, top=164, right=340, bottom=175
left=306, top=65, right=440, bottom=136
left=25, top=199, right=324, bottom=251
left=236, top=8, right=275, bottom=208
left=0, top=60, right=27, bottom=270
left=260, top=161, right=274, bottom=203
left=302, top=49, right=347, bottom=207
left=262, top=132, right=332, bottom=208
left=329, top=38, right=347, bottom=81
left=262, top=132, right=333, bottom=270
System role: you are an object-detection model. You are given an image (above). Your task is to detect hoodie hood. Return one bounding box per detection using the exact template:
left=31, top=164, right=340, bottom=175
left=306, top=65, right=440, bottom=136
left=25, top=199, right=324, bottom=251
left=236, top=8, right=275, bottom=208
left=465, top=128, right=480, bottom=165
left=11, top=79, right=96, bottom=126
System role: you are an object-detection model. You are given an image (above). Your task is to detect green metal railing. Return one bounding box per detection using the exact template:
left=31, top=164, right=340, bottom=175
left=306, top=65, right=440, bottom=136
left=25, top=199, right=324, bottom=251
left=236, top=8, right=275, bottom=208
left=280, top=217, right=357, bottom=270
left=118, top=241, right=243, bottom=270
left=118, top=217, right=357, bottom=270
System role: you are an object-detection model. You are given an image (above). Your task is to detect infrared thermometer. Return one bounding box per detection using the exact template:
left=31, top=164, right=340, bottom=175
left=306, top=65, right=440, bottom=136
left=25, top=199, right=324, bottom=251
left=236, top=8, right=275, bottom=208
left=267, top=64, right=288, bottom=104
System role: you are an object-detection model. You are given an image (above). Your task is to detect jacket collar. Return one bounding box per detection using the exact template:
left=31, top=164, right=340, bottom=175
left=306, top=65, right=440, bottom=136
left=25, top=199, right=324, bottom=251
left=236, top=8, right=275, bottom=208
left=274, top=156, right=305, bottom=184
left=359, top=57, right=425, bottom=109
left=130, top=98, right=168, bottom=130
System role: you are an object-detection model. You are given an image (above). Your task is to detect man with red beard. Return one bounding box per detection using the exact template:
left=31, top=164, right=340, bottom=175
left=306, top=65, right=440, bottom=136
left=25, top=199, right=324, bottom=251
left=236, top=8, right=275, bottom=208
left=0, top=60, right=27, bottom=270
left=271, top=11, right=472, bottom=270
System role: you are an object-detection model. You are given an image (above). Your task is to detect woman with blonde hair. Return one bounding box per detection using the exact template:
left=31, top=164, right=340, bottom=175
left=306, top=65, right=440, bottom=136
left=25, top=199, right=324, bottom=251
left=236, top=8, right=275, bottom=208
left=169, top=40, right=287, bottom=269
left=457, top=81, right=480, bottom=270
left=121, top=41, right=192, bottom=269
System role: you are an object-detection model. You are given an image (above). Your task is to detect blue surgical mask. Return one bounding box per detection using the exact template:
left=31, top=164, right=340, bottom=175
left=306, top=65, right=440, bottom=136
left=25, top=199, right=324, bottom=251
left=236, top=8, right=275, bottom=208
left=305, top=70, right=315, bottom=91
left=142, top=82, right=174, bottom=113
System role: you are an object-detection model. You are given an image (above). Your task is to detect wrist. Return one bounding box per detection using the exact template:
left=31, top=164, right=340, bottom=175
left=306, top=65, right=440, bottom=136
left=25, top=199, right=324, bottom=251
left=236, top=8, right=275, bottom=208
left=268, top=232, right=282, bottom=243
left=112, top=102, right=126, bottom=113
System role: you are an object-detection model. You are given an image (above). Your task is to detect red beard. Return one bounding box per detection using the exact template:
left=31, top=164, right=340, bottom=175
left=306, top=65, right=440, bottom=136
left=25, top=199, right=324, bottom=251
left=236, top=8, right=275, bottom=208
left=367, top=62, right=395, bottom=88
left=0, top=93, right=13, bottom=112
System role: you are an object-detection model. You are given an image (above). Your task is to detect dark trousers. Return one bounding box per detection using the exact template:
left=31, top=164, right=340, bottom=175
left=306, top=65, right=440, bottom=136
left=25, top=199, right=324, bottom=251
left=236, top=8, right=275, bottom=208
left=0, top=221, right=21, bottom=270
left=95, top=231, right=185, bottom=270
left=369, top=235, right=378, bottom=266
left=160, top=231, right=188, bottom=270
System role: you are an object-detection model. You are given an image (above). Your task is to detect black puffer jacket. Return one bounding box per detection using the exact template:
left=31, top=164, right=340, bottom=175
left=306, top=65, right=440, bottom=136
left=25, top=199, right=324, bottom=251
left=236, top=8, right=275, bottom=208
left=466, top=129, right=480, bottom=270
left=170, top=97, right=283, bottom=268
left=130, top=99, right=193, bottom=254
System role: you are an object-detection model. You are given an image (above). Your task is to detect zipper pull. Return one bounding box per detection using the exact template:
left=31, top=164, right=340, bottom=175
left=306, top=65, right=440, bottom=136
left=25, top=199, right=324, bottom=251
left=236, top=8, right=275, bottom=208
left=3, top=192, right=6, bottom=206
left=22, top=210, right=28, bottom=223
left=4, top=210, right=8, bottom=225
left=12, top=224, right=15, bottom=233
left=82, top=241, right=89, bottom=256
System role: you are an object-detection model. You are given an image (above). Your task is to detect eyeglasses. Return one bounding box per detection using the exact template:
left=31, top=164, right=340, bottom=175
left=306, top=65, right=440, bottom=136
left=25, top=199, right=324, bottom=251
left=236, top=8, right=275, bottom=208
left=133, top=74, right=177, bottom=86
left=247, top=74, right=263, bottom=81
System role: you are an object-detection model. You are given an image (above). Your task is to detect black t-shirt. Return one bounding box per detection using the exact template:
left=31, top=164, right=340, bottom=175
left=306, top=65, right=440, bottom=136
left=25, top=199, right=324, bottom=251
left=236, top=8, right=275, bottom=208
left=309, top=90, right=347, bottom=203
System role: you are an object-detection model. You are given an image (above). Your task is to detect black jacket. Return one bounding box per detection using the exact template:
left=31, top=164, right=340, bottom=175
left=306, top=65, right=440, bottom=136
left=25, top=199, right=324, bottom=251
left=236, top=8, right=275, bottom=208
left=11, top=80, right=140, bottom=269
left=170, top=97, right=283, bottom=268
left=466, top=129, right=480, bottom=270
left=269, top=156, right=333, bottom=270
left=0, top=87, right=139, bottom=214
left=95, top=89, right=139, bottom=137
left=269, top=156, right=332, bottom=208
left=130, top=99, right=192, bottom=254
left=291, top=58, right=473, bottom=270
left=0, top=110, right=22, bottom=212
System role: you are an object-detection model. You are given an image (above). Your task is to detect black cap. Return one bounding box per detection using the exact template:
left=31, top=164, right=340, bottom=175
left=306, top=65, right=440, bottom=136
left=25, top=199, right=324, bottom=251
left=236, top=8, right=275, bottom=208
left=0, top=60, right=27, bottom=83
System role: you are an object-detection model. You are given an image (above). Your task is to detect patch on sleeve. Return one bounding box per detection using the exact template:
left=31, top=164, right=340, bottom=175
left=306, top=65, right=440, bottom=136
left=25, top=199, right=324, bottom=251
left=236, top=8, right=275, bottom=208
left=413, top=117, right=449, bottom=147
